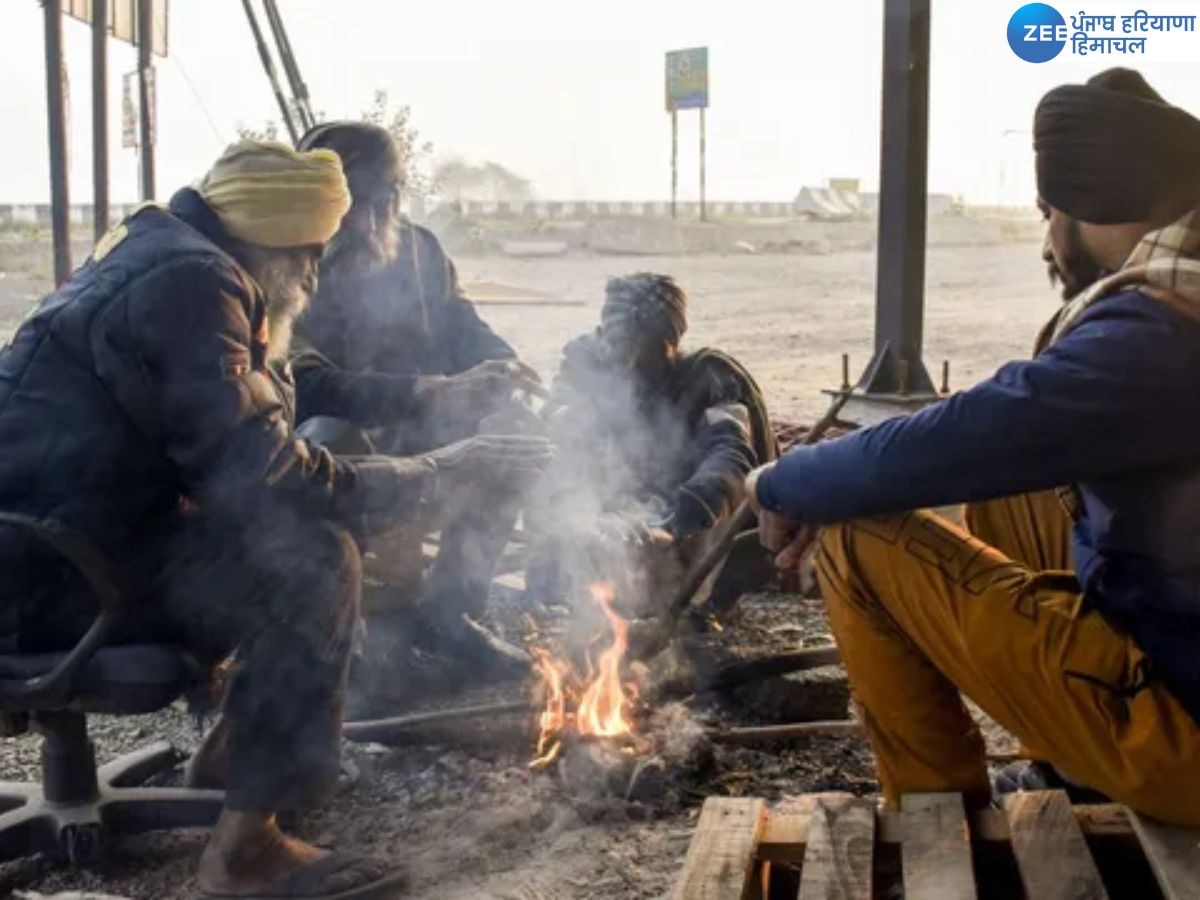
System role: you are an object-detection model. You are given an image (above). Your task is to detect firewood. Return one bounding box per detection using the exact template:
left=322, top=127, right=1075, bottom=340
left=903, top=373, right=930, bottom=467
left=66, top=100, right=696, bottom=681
left=342, top=700, right=533, bottom=744
left=706, top=719, right=864, bottom=745
left=708, top=645, right=842, bottom=690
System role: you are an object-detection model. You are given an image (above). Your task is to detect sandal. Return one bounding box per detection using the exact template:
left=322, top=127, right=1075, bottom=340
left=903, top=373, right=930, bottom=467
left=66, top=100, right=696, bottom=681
left=201, top=853, right=408, bottom=899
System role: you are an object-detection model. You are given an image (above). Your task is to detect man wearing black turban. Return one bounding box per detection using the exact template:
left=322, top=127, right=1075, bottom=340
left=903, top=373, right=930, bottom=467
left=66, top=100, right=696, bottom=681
left=286, top=122, right=548, bottom=706
left=742, top=71, right=1200, bottom=825
left=524, top=273, right=775, bottom=619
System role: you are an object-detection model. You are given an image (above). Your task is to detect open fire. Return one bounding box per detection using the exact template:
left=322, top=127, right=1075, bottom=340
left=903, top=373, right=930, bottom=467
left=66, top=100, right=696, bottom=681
left=529, top=581, right=645, bottom=769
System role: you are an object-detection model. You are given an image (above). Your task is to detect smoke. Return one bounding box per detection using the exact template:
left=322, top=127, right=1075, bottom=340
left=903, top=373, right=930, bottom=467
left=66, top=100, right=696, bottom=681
left=528, top=337, right=694, bottom=638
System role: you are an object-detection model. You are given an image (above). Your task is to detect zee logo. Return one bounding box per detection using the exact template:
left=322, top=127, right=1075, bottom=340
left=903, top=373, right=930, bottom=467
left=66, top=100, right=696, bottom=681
left=1008, top=3, right=1068, bottom=62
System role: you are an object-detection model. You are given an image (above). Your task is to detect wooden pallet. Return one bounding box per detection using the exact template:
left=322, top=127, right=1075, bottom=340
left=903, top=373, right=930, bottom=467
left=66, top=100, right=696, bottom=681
left=670, top=791, right=1200, bottom=899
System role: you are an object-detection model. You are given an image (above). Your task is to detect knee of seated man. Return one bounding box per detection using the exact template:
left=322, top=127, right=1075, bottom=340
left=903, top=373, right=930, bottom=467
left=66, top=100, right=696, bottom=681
left=814, top=522, right=855, bottom=584
left=288, top=520, right=363, bottom=626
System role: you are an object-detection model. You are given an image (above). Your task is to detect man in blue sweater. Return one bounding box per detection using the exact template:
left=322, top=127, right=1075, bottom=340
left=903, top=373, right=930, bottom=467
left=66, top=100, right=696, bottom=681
left=747, top=73, right=1200, bottom=824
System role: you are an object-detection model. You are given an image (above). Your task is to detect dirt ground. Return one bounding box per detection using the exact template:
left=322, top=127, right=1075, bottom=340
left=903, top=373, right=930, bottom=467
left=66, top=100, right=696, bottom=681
left=0, top=236, right=1048, bottom=899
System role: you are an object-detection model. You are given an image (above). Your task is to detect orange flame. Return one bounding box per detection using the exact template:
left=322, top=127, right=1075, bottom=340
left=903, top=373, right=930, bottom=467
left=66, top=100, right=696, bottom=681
left=529, top=581, right=639, bottom=769
left=575, top=582, right=634, bottom=737
left=530, top=647, right=569, bottom=768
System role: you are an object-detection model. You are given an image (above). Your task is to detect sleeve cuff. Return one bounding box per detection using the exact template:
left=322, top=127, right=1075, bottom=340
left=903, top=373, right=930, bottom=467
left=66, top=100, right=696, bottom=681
left=755, top=464, right=785, bottom=513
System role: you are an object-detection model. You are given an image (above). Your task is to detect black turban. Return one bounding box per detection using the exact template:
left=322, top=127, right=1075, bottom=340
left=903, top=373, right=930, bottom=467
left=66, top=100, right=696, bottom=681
left=602, top=273, right=688, bottom=345
left=1034, top=68, right=1200, bottom=224
left=297, top=122, right=403, bottom=201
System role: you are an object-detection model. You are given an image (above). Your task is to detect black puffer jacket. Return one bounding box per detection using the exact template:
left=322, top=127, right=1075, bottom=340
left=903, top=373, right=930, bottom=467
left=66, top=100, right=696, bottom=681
left=296, top=222, right=514, bottom=382
left=0, top=189, right=378, bottom=578
left=293, top=222, right=516, bottom=449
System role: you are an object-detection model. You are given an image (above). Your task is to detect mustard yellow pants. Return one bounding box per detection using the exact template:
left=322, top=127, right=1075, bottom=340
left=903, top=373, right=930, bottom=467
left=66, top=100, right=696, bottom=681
left=815, top=502, right=1200, bottom=825
left=964, top=489, right=1073, bottom=572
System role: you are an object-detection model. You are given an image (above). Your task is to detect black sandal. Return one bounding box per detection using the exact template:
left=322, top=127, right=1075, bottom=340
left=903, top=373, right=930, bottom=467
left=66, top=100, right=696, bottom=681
left=201, top=853, right=408, bottom=899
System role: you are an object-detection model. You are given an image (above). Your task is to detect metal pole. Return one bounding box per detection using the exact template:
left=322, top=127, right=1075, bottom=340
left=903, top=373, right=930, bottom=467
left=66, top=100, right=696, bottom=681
left=671, top=109, right=678, bottom=219
left=699, top=107, right=707, bottom=221
left=262, top=0, right=315, bottom=131
left=858, top=0, right=935, bottom=397
left=92, top=0, right=110, bottom=240
left=241, top=0, right=299, bottom=144
left=43, top=0, right=71, bottom=286
left=137, top=0, right=156, bottom=200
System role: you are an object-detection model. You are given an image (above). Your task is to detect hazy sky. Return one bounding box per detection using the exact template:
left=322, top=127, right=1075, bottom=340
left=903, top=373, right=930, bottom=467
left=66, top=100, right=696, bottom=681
left=3, top=0, right=1199, bottom=205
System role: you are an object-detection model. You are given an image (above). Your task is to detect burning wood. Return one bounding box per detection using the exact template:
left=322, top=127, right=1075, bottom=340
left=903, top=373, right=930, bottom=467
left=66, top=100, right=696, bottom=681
left=529, top=581, right=648, bottom=769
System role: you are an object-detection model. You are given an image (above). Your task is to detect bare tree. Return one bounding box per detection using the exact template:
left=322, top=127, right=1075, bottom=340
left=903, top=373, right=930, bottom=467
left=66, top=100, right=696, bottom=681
left=431, top=157, right=533, bottom=204
left=360, top=90, right=433, bottom=199
left=234, top=90, right=433, bottom=199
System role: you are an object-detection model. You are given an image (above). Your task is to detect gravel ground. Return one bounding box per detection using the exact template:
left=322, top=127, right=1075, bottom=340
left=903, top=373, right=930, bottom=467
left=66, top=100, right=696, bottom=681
left=0, top=235, right=1047, bottom=898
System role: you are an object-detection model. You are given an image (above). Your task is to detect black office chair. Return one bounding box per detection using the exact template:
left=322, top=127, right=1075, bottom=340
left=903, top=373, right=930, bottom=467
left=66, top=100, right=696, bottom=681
left=0, top=512, right=223, bottom=865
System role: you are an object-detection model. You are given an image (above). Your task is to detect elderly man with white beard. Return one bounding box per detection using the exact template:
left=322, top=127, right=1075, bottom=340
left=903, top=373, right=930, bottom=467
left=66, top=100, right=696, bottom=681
left=0, top=141, right=551, bottom=898
left=289, top=123, right=542, bottom=694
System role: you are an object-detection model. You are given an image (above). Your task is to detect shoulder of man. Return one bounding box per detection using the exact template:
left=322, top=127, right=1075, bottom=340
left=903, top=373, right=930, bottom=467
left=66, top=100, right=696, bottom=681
left=674, top=347, right=761, bottom=402
left=1065, top=287, right=1200, bottom=349
left=98, top=204, right=258, bottom=306
left=398, top=219, right=451, bottom=268
left=106, top=215, right=265, bottom=360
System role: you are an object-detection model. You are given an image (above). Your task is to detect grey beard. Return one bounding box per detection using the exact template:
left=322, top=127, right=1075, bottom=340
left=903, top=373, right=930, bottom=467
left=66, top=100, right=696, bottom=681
left=258, top=271, right=310, bottom=363
left=266, top=307, right=299, bottom=363
left=323, top=223, right=400, bottom=278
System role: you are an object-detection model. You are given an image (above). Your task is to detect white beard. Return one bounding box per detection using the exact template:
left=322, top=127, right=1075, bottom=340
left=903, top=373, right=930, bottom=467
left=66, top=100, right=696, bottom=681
left=323, top=217, right=401, bottom=278
left=266, top=308, right=299, bottom=363
left=257, top=260, right=311, bottom=363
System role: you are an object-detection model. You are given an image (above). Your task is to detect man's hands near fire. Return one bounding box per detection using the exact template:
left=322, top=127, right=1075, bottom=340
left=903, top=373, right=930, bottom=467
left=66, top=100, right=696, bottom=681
left=415, top=359, right=548, bottom=425
left=424, top=433, right=555, bottom=491
left=345, top=435, right=554, bottom=535
left=595, top=515, right=675, bottom=549
left=745, top=464, right=817, bottom=571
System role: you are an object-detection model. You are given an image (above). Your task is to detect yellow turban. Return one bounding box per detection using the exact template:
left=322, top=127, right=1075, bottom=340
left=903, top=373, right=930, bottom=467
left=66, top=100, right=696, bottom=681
left=198, top=140, right=351, bottom=248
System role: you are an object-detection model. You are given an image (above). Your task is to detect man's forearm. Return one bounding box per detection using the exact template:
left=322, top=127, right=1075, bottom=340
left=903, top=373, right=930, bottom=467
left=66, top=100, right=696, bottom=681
left=293, top=363, right=421, bottom=428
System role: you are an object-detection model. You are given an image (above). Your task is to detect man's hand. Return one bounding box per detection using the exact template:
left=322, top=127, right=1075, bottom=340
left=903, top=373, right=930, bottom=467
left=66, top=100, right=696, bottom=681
left=424, top=434, right=555, bottom=494
left=669, top=487, right=717, bottom=540
left=593, top=511, right=675, bottom=549
left=415, top=359, right=547, bottom=424
left=745, top=464, right=816, bottom=571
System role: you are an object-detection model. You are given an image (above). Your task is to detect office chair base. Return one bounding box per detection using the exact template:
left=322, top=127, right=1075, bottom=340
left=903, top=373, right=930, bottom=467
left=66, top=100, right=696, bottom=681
left=0, top=738, right=223, bottom=865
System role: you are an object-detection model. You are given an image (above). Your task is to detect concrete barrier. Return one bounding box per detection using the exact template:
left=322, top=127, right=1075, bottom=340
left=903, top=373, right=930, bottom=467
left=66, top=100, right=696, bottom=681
left=0, top=203, right=140, bottom=230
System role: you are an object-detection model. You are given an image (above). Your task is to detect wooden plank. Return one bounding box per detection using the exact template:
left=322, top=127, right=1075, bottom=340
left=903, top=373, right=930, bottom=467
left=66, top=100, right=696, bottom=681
left=1005, top=790, right=1109, bottom=900
left=760, top=793, right=869, bottom=865
left=760, top=813, right=810, bottom=864
left=670, top=797, right=766, bottom=900
left=797, top=795, right=875, bottom=899
left=757, top=802, right=1129, bottom=864
left=901, top=793, right=977, bottom=900
left=1129, top=811, right=1200, bottom=900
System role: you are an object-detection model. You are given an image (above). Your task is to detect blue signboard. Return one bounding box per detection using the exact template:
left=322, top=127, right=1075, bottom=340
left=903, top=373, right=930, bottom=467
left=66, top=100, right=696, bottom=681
left=665, top=47, right=709, bottom=111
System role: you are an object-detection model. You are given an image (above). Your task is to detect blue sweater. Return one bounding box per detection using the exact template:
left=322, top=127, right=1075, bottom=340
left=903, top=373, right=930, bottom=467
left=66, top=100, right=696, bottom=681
left=758, top=291, right=1200, bottom=721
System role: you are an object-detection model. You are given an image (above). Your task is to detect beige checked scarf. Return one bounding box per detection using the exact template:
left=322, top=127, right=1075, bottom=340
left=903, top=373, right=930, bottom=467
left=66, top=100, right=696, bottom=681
left=1043, top=207, right=1200, bottom=348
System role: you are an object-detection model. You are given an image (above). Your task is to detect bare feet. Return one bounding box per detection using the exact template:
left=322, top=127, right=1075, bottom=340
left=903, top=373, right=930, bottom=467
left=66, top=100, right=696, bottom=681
left=198, top=810, right=328, bottom=896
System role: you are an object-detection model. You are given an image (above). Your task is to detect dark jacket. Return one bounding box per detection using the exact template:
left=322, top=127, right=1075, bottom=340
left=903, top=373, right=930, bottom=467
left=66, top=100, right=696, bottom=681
left=550, top=333, right=772, bottom=532
left=757, top=290, right=1200, bottom=723
left=294, top=221, right=513, bottom=418
left=0, top=189, right=368, bottom=585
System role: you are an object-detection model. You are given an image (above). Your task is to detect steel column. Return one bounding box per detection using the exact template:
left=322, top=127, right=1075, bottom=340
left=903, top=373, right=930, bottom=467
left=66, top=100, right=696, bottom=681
left=43, top=0, right=72, bottom=286
left=859, top=0, right=935, bottom=397
left=92, top=0, right=110, bottom=240
left=137, top=0, right=156, bottom=200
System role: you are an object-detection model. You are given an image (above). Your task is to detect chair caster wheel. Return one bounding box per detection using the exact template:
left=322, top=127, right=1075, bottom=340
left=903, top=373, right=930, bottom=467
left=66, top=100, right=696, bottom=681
left=61, top=822, right=103, bottom=866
